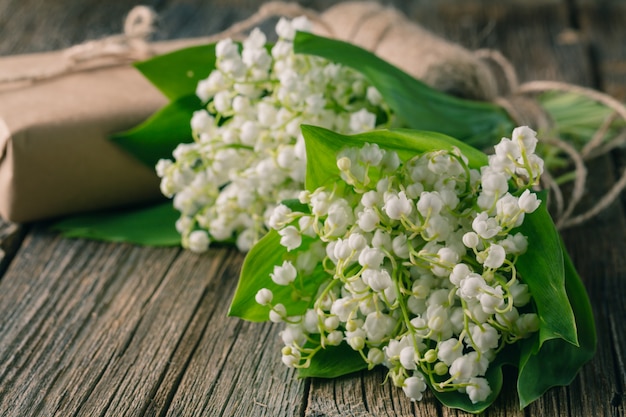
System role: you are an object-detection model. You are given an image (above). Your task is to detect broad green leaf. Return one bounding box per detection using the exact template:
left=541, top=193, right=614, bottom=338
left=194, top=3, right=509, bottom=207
left=294, top=32, right=514, bottom=147
left=297, top=343, right=367, bottom=378
left=228, top=230, right=331, bottom=321
left=516, top=200, right=578, bottom=347
left=301, top=125, right=488, bottom=192
left=52, top=202, right=180, bottom=246
left=516, top=243, right=596, bottom=408
left=135, top=44, right=216, bottom=100
left=111, top=95, right=202, bottom=167
left=228, top=231, right=285, bottom=321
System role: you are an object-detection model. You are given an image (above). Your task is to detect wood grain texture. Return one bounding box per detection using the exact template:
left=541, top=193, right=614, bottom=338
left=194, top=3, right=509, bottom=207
left=0, top=0, right=625, bottom=416
left=0, top=220, right=25, bottom=278
left=574, top=2, right=626, bottom=415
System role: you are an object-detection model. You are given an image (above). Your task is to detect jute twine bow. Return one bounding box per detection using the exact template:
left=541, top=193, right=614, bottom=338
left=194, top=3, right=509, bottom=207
left=4, top=2, right=626, bottom=229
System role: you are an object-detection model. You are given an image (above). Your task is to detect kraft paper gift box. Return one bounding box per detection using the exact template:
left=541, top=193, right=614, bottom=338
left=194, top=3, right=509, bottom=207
left=0, top=54, right=164, bottom=223
left=0, top=39, right=211, bottom=223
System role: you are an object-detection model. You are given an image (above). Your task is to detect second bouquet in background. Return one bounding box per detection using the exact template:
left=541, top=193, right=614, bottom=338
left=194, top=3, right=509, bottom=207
left=155, top=18, right=389, bottom=252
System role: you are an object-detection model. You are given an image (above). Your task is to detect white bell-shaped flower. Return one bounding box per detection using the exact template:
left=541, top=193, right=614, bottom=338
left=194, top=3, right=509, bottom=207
left=270, top=261, right=297, bottom=286
left=402, top=375, right=427, bottom=402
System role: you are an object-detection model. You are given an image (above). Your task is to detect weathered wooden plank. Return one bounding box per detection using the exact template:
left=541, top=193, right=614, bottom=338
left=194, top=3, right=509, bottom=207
left=61, top=248, right=238, bottom=417
left=140, top=249, right=249, bottom=416
left=410, top=0, right=591, bottom=85
left=161, top=320, right=305, bottom=417
left=555, top=159, right=626, bottom=417
left=577, top=0, right=626, bottom=100
left=0, top=220, right=26, bottom=278
left=305, top=368, right=440, bottom=417
left=0, top=229, right=305, bottom=417
left=0, top=230, right=182, bottom=416
left=574, top=2, right=626, bottom=416
left=155, top=252, right=307, bottom=417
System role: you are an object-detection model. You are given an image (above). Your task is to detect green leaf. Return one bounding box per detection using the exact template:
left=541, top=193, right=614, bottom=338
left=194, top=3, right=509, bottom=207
left=301, top=125, right=488, bottom=192
left=52, top=202, right=181, bottom=246
left=228, top=230, right=331, bottom=322
left=298, top=343, right=368, bottom=378
left=135, top=44, right=216, bottom=101
left=294, top=32, right=514, bottom=148
left=516, top=243, right=596, bottom=408
left=280, top=198, right=311, bottom=214
left=112, top=44, right=215, bottom=167
left=539, top=91, right=626, bottom=146
left=111, top=95, right=202, bottom=167
left=516, top=200, right=578, bottom=347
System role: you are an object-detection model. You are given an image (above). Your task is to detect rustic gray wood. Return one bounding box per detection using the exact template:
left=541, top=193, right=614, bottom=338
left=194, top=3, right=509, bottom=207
left=575, top=2, right=626, bottom=415
left=0, top=220, right=25, bottom=277
left=0, top=0, right=624, bottom=416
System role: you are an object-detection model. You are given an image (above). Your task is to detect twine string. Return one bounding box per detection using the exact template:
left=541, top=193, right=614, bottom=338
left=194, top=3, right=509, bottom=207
left=0, top=6, right=158, bottom=87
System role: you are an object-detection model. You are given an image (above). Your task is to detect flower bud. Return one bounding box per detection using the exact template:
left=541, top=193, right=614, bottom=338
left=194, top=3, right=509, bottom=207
left=347, top=333, right=365, bottom=351
left=337, top=156, right=351, bottom=171
left=399, top=346, right=417, bottom=370
left=188, top=230, right=210, bottom=253
left=358, top=247, right=385, bottom=269
left=434, top=362, right=448, bottom=376
left=424, top=349, right=438, bottom=363
left=269, top=303, right=287, bottom=323
left=367, top=347, right=385, bottom=365
left=255, top=288, right=273, bottom=305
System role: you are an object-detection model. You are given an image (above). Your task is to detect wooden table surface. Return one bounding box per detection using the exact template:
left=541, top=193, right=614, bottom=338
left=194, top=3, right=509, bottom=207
left=1, top=0, right=625, bottom=416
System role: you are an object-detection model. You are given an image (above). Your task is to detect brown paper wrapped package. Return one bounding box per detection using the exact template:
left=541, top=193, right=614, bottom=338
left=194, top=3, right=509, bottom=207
left=0, top=52, right=167, bottom=223
left=0, top=38, right=214, bottom=223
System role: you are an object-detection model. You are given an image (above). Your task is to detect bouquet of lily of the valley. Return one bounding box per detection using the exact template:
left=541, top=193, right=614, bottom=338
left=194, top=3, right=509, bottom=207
left=228, top=125, right=595, bottom=412
left=154, top=18, right=391, bottom=252
left=52, top=16, right=598, bottom=413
